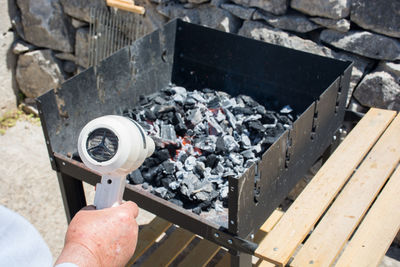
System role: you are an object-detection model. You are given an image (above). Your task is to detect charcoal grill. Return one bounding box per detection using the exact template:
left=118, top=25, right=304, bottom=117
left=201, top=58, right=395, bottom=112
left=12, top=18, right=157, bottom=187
left=37, top=19, right=352, bottom=266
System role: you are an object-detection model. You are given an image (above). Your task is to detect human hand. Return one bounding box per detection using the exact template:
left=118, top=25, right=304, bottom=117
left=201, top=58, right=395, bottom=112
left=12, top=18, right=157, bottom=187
left=55, top=201, right=139, bottom=267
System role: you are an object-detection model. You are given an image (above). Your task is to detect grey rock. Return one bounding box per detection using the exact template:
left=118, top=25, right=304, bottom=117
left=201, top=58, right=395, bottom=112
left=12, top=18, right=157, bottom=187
left=0, top=32, right=17, bottom=116
left=16, top=0, right=74, bottom=52
left=12, top=40, right=35, bottom=55
left=55, top=53, right=76, bottom=62
left=211, top=0, right=228, bottom=7
left=231, top=0, right=287, bottom=15
left=310, top=17, right=350, bottom=32
left=238, top=21, right=371, bottom=105
left=353, top=71, right=400, bottom=110
left=75, top=27, right=89, bottom=68
left=320, top=29, right=400, bottom=61
left=157, top=3, right=240, bottom=33
left=377, top=62, right=400, bottom=78
left=71, top=18, right=88, bottom=29
left=351, top=0, right=400, bottom=38
left=221, top=4, right=255, bottom=20
left=63, top=61, right=77, bottom=74
left=253, top=10, right=319, bottom=33
left=16, top=50, right=65, bottom=98
left=60, top=0, right=105, bottom=22
left=291, top=0, right=350, bottom=19
left=188, top=0, right=209, bottom=4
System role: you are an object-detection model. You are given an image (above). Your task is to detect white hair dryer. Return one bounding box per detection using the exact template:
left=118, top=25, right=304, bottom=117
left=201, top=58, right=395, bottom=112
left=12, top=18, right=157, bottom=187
left=78, top=115, right=155, bottom=209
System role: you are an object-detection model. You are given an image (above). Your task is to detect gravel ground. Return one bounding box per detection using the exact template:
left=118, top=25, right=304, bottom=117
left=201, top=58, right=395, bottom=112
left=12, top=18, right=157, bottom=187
left=0, top=119, right=398, bottom=266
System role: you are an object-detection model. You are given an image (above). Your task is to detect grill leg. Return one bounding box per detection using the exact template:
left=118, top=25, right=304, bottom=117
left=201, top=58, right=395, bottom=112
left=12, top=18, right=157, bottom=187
left=57, top=172, right=87, bottom=223
left=229, top=249, right=252, bottom=267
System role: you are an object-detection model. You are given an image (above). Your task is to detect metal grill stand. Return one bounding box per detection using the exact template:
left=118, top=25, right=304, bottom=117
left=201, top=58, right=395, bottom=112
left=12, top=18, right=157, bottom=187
left=37, top=19, right=352, bottom=266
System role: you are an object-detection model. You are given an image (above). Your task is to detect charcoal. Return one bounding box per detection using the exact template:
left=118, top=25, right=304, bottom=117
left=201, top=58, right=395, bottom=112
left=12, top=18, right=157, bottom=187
left=240, top=134, right=251, bottom=149
left=254, top=105, right=266, bottom=114
left=192, top=207, right=202, bottom=215
left=184, top=156, right=197, bottom=171
left=139, top=95, right=149, bottom=105
left=155, top=149, right=170, bottom=162
left=233, top=106, right=253, bottom=115
left=123, top=84, right=295, bottom=216
left=208, top=117, right=224, bottom=136
left=195, top=136, right=217, bottom=153
left=160, top=124, right=177, bottom=143
left=171, top=86, right=187, bottom=96
left=161, top=177, right=174, bottom=188
left=143, top=157, right=160, bottom=168
left=129, top=169, right=144, bottom=184
left=239, top=95, right=258, bottom=107
left=248, top=120, right=266, bottom=132
left=180, top=173, right=199, bottom=198
left=187, top=108, right=202, bottom=125
left=178, top=152, right=188, bottom=163
left=153, top=187, right=168, bottom=198
left=280, top=105, right=293, bottom=114
left=157, top=105, right=176, bottom=114
left=142, top=182, right=149, bottom=190
left=154, top=96, right=167, bottom=105
left=241, top=149, right=255, bottom=159
left=207, top=97, right=221, bottom=108
left=223, top=135, right=240, bottom=152
left=169, top=198, right=183, bottom=207
left=173, top=94, right=185, bottom=104
left=190, top=91, right=206, bottom=103
left=194, top=161, right=206, bottom=178
left=169, top=181, right=180, bottom=190
left=205, top=154, right=219, bottom=168
left=162, top=160, right=175, bottom=175
left=244, top=114, right=262, bottom=122
left=229, top=153, right=244, bottom=166
left=219, top=186, right=229, bottom=200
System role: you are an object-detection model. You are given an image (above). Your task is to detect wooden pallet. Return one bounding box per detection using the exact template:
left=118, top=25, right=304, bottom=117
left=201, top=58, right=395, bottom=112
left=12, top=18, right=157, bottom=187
left=127, top=108, right=400, bottom=267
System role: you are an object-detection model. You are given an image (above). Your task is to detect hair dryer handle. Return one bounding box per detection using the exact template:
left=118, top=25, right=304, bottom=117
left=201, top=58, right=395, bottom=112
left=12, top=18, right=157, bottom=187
left=94, top=175, right=126, bottom=209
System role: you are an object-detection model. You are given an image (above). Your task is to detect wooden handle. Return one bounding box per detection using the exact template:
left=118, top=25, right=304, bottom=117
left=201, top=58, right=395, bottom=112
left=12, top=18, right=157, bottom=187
left=106, top=0, right=145, bottom=15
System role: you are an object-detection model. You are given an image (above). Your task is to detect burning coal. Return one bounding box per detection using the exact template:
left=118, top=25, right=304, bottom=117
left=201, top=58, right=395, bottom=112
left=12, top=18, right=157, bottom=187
left=123, top=85, right=295, bottom=215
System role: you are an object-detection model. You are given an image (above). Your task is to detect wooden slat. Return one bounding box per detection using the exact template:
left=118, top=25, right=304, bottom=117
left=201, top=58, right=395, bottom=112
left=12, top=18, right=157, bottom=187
left=254, top=210, right=285, bottom=244
left=127, top=217, right=172, bottom=265
left=178, top=238, right=220, bottom=267
left=215, top=253, right=230, bottom=267
left=335, top=165, right=400, bottom=267
left=255, top=108, right=396, bottom=266
left=291, top=113, right=400, bottom=266
left=141, top=227, right=195, bottom=267
left=255, top=258, right=276, bottom=267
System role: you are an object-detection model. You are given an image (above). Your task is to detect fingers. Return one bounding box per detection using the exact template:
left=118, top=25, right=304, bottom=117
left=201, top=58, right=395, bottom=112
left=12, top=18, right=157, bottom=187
left=121, top=201, right=139, bottom=219
left=81, top=205, right=96, bottom=211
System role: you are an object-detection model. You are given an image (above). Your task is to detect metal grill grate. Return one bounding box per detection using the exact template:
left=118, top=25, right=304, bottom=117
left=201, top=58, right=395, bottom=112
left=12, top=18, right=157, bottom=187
left=88, top=7, right=146, bottom=67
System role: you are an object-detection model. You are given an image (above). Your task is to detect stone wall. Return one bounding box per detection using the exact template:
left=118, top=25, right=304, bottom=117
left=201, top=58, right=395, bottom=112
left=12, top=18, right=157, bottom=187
left=2, top=0, right=400, bottom=115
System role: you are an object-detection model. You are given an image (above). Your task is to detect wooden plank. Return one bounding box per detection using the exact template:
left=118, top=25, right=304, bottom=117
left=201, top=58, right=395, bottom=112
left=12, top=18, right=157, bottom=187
left=215, top=253, right=230, bottom=267
left=255, top=108, right=396, bottom=266
left=141, top=227, right=195, bottom=267
left=254, top=210, right=285, bottom=244
left=178, top=238, right=220, bottom=267
left=127, top=217, right=172, bottom=264
left=260, top=210, right=285, bottom=233
left=291, top=113, right=400, bottom=267
left=335, top=165, right=400, bottom=267
left=254, top=259, right=276, bottom=267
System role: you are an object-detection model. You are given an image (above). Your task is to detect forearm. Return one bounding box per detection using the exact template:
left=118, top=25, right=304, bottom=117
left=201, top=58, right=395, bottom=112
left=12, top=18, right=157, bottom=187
left=55, top=241, right=100, bottom=267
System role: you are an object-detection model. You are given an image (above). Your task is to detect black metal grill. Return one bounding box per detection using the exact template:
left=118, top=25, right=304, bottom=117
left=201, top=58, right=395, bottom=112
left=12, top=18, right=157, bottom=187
left=36, top=19, right=353, bottom=266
